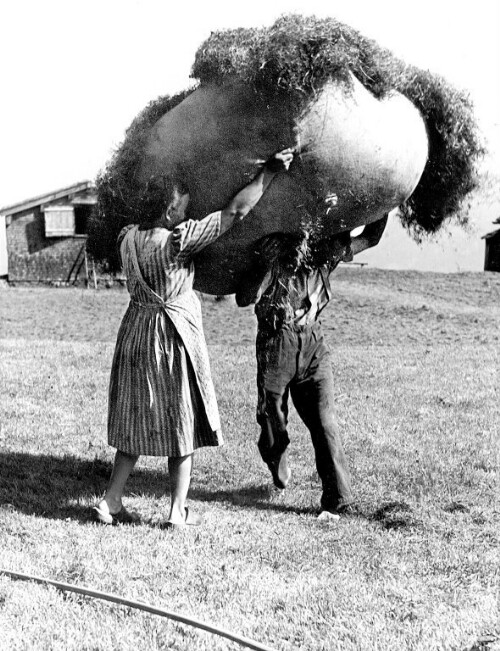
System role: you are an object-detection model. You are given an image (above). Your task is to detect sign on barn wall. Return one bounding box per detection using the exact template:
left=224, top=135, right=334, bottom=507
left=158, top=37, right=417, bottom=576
left=43, top=205, right=75, bottom=237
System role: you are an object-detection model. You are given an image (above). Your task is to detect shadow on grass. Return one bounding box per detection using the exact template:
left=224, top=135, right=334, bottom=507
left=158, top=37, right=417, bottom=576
left=0, top=452, right=428, bottom=527
left=0, top=452, right=166, bottom=524
left=190, top=484, right=315, bottom=516
left=370, top=501, right=420, bottom=530
left=0, top=452, right=313, bottom=524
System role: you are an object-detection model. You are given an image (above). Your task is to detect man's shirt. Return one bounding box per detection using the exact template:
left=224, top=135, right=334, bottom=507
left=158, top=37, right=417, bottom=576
left=236, top=232, right=352, bottom=332
left=254, top=262, right=334, bottom=330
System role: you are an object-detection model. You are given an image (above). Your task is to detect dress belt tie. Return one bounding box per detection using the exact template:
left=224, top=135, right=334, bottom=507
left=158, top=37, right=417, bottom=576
left=131, top=291, right=191, bottom=310
left=130, top=299, right=163, bottom=309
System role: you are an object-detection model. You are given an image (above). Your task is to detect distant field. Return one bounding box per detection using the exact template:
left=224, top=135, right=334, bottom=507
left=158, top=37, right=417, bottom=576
left=0, top=267, right=499, bottom=651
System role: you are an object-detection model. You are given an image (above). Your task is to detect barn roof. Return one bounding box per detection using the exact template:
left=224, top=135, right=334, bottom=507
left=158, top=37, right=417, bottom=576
left=0, top=181, right=95, bottom=217
left=482, top=230, right=500, bottom=240
left=482, top=217, right=500, bottom=240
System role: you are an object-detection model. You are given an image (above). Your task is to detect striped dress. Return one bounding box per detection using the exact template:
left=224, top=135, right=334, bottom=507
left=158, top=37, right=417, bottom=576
left=107, top=212, right=223, bottom=457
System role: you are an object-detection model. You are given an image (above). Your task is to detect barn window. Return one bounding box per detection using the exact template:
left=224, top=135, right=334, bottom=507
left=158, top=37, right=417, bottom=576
left=74, top=204, right=93, bottom=235
left=44, top=206, right=75, bottom=237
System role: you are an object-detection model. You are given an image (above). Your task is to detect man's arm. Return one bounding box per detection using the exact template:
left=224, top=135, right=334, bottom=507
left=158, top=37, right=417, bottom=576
left=219, top=149, right=294, bottom=235
left=350, top=215, right=388, bottom=256
left=313, top=231, right=352, bottom=272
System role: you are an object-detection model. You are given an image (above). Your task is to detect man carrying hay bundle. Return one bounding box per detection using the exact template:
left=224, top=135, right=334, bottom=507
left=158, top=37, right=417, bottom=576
left=237, top=217, right=388, bottom=519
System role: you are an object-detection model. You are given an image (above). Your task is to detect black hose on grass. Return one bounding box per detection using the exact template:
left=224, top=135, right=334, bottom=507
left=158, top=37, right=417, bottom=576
left=0, top=569, right=278, bottom=651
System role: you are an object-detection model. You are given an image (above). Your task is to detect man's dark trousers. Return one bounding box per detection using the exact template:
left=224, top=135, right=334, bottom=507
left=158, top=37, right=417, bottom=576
left=256, top=320, right=353, bottom=512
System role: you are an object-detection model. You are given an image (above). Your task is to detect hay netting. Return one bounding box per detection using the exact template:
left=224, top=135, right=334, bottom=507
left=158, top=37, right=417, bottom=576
left=87, top=13, right=484, bottom=273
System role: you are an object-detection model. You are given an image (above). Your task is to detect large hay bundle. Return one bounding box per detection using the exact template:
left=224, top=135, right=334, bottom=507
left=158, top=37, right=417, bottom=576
left=87, top=14, right=483, bottom=294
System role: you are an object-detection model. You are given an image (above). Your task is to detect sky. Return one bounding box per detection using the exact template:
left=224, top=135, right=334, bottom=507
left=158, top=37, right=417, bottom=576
left=1, top=0, right=499, bottom=269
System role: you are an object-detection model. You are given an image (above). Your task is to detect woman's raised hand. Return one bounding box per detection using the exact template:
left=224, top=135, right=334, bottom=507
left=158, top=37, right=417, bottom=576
left=265, top=148, right=295, bottom=173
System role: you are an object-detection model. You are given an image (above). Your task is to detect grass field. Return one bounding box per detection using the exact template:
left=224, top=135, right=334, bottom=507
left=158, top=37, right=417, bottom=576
left=0, top=267, right=499, bottom=651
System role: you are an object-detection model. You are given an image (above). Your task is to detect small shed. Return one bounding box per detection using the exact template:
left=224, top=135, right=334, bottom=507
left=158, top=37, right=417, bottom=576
left=0, top=181, right=96, bottom=283
left=482, top=217, right=500, bottom=272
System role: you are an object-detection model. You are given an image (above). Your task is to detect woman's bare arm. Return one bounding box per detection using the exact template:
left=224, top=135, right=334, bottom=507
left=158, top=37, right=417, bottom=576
left=219, top=149, right=294, bottom=234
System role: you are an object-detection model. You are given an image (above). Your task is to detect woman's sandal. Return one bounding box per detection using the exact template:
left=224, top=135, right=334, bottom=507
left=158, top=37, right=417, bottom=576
left=93, top=502, right=140, bottom=526
left=160, top=507, right=203, bottom=530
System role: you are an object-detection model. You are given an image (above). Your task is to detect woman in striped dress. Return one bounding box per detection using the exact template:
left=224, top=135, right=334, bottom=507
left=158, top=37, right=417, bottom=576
left=94, top=148, right=294, bottom=527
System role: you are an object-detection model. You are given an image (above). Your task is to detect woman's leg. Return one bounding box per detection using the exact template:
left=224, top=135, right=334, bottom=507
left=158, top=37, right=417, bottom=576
left=167, top=453, right=201, bottom=525
left=99, top=450, right=139, bottom=514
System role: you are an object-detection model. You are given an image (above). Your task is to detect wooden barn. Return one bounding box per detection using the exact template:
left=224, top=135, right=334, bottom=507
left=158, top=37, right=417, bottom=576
left=0, top=181, right=96, bottom=283
left=482, top=217, right=500, bottom=272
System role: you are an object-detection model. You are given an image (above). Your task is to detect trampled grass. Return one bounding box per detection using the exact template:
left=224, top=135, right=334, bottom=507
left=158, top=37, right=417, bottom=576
left=0, top=267, right=499, bottom=650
